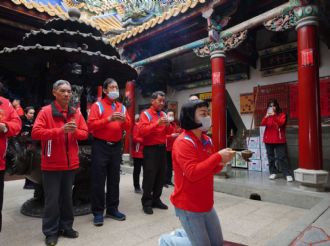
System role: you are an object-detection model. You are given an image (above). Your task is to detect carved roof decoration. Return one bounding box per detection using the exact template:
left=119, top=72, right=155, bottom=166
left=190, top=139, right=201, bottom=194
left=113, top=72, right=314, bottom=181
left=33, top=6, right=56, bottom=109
left=9, top=0, right=206, bottom=46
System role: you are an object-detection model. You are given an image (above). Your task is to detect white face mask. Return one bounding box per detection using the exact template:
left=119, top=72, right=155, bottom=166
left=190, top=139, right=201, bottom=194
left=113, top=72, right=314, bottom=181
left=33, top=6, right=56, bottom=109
left=196, top=116, right=212, bottom=132
left=107, top=91, right=119, bottom=100
left=167, top=116, right=174, bottom=122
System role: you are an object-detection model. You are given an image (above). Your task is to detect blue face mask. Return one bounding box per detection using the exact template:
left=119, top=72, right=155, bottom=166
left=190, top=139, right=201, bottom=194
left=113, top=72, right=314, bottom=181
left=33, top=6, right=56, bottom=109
left=107, top=91, right=119, bottom=100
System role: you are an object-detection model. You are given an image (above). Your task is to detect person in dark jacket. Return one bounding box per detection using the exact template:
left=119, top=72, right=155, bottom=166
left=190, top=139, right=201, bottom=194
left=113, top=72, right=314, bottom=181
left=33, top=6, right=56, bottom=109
left=0, top=96, right=21, bottom=232
left=32, top=80, right=88, bottom=246
left=261, top=99, right=293, bottom=182
left=21, top=106, right=36, bottom=189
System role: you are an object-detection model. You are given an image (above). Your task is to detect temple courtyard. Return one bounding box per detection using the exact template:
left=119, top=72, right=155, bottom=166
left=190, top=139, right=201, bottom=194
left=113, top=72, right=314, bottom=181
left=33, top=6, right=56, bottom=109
left=1, top=168, right=330, bottom=246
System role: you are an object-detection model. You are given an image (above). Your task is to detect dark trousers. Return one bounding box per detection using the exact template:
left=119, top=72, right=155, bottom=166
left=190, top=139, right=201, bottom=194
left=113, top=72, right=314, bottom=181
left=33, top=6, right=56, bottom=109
left=133, top=158, right=143, bottom=189
left=142, top=145, right=167, bottom=207
left=265, top=143, right=291, bottom=177
left=165, top=151, right=173, bottom=184
left=91, top=139, right=122, bottom=215
left=42, top=170, right=75, bottom=237
left=0, top=171, right=4, bottom=232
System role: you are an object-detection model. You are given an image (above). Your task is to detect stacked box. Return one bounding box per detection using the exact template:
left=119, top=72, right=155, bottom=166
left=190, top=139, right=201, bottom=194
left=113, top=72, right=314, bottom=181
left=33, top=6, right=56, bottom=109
left=259, top=127, right=269, bottom=173
left=235, top=152, right=248, bottom=168
left=248, top=160, right=262, bottom=171
left=246, top=137, right=262, bottom=171
left=228, top=154, right=236, bottom=167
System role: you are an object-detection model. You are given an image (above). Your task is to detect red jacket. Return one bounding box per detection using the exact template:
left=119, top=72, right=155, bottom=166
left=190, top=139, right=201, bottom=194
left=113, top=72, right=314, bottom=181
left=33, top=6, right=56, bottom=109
left=166, top=121, right=182, bottom=152
left=261, top=112, right=287, bottom=144
left=170, top=130, right=223, bottom=212
left=87, top=97, right=130, bottom=142
left=131, top=123, right=143, bottom=159
left=138, top=107, right=174, bottom=146
left=15, top=105, right=24, bottom=117
left=0, top=97, right=22, bottom=171
left=32, top=101, right=88, bottom=171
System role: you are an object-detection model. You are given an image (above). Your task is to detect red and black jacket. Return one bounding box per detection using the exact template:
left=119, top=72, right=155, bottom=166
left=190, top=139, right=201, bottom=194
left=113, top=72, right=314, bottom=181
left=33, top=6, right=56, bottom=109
left=0, top=97, right=22, bottom=171
left=32, top=101, right=88, bottom=171
left=261, top=112, right=287, bottom=144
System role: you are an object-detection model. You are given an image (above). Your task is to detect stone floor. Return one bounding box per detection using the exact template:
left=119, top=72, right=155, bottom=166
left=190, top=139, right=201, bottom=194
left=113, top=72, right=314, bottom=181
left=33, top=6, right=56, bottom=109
left=0, top=172, right=308, bottom=246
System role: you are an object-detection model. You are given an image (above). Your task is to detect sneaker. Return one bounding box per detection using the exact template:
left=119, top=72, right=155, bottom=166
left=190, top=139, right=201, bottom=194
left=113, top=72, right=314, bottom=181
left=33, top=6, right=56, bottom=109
left=152, top=201, right=168, bottom=210
left=59, top=228, right=79, bottom=238
left=286, top=176, right=293, bottom=182
left=45, top=235, right=58, bottom=246
left=143, top=206, right=153, bottom=215
left=269, top=174, right=277, bottom=180
left=106, top=209, right=126, bottom=221
left=134, top=187, right=142, bottom=194
left=93, top=214, right=104, bottom=226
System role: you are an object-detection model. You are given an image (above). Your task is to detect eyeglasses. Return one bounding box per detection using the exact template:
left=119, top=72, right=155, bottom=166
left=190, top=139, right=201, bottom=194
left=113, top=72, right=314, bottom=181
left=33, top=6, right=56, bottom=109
left=269, top=104, right=275, bottom=107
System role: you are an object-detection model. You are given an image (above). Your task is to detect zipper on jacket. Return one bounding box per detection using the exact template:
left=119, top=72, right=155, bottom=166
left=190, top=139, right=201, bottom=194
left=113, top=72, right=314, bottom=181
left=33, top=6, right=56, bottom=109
left=64, top=118, right=71, bottom=168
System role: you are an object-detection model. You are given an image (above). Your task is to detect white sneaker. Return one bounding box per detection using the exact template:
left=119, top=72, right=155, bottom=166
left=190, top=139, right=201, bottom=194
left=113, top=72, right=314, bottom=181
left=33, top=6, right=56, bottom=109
left=286, top=176, right=293, bottom=182
left=269, top=174, right=277, bottom=180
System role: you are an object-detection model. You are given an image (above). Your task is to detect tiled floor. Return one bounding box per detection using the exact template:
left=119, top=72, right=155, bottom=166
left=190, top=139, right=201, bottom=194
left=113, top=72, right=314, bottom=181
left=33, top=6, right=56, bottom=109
left=0, top=173, right=307, bottom=246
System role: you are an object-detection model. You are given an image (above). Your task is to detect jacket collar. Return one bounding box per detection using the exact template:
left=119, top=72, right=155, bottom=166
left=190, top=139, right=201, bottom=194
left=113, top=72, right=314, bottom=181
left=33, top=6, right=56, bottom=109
left=102, top=96, right=115, bottom=105
left=51, top=101, right=75, bottom=118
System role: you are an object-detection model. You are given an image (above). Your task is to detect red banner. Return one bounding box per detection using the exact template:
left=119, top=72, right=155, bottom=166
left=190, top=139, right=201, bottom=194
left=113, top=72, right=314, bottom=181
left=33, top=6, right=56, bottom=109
left=288, top=77, right=330, bottom=119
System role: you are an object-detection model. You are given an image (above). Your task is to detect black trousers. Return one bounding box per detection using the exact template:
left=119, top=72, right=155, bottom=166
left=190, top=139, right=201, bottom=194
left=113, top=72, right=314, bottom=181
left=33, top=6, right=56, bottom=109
left=0, top=170, right=4, bottom=232
left=165, top=151, right=173, bottom=184
left=91, top=139, right=122, bottom=215
left=142, top=145, right=167, bottom=207
left=133, top=158, right=143, bottom=189
left=265, top=143, right=291, bottom=177
left=42, top=170, right=75, bottom=237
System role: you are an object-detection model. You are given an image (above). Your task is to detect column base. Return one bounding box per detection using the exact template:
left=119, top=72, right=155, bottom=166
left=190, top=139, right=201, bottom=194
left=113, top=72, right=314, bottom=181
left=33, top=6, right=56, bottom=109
left=294, top=168, right=329, bottom=192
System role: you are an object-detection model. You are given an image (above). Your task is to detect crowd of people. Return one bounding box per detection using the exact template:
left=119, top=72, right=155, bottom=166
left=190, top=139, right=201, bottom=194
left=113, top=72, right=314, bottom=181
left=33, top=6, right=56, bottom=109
left=0, top=78, right=293, bottom=246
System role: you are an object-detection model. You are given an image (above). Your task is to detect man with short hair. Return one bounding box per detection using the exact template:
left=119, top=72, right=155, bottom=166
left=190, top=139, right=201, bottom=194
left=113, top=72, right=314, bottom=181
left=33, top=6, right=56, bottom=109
left=138, top=91, right=174, bottom=215
left=32, top=80, right=88, bottom=246
left=0, top=96, right=21, bottom=232
left=88, top=78, right=131, bottom=226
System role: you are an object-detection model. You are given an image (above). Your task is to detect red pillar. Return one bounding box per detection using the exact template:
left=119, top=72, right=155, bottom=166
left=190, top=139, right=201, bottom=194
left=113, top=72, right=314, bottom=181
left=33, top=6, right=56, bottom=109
left=124, top=81, right=136, bottom=154
left=296, top=17, right=323, bottom=170
left=97, top=86, right=102, bottom=101
left=210, top=50, right=226, bottom=150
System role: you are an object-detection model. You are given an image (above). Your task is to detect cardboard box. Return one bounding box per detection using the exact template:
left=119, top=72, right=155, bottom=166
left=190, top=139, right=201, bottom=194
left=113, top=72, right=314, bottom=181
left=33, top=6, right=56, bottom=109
left=249, top=148, right=261, bottom=160
left=260, top=149, right=268, bottom=160
left=228, top=154, right=236, bottom=167
left=247, top=137, right=260, bottom=149
left=248, top=160, right=262, bottom=172
left=235, top=152, right=248, bottom=168
left=262, top=160, right=270, bottom=172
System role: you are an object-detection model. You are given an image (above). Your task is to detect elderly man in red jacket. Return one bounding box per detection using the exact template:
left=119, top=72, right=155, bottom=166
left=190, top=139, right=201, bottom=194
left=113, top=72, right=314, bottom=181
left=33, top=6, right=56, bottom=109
left=0, top=96, right=21, bottom=232
left=138, top=91, right=174, bottom=215
left=32, top=80, right=88, bottom=246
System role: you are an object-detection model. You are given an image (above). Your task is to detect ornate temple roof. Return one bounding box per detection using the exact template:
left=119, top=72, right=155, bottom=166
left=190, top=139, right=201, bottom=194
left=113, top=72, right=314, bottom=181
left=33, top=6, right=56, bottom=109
left=10, top=0, right=206, bottom=46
